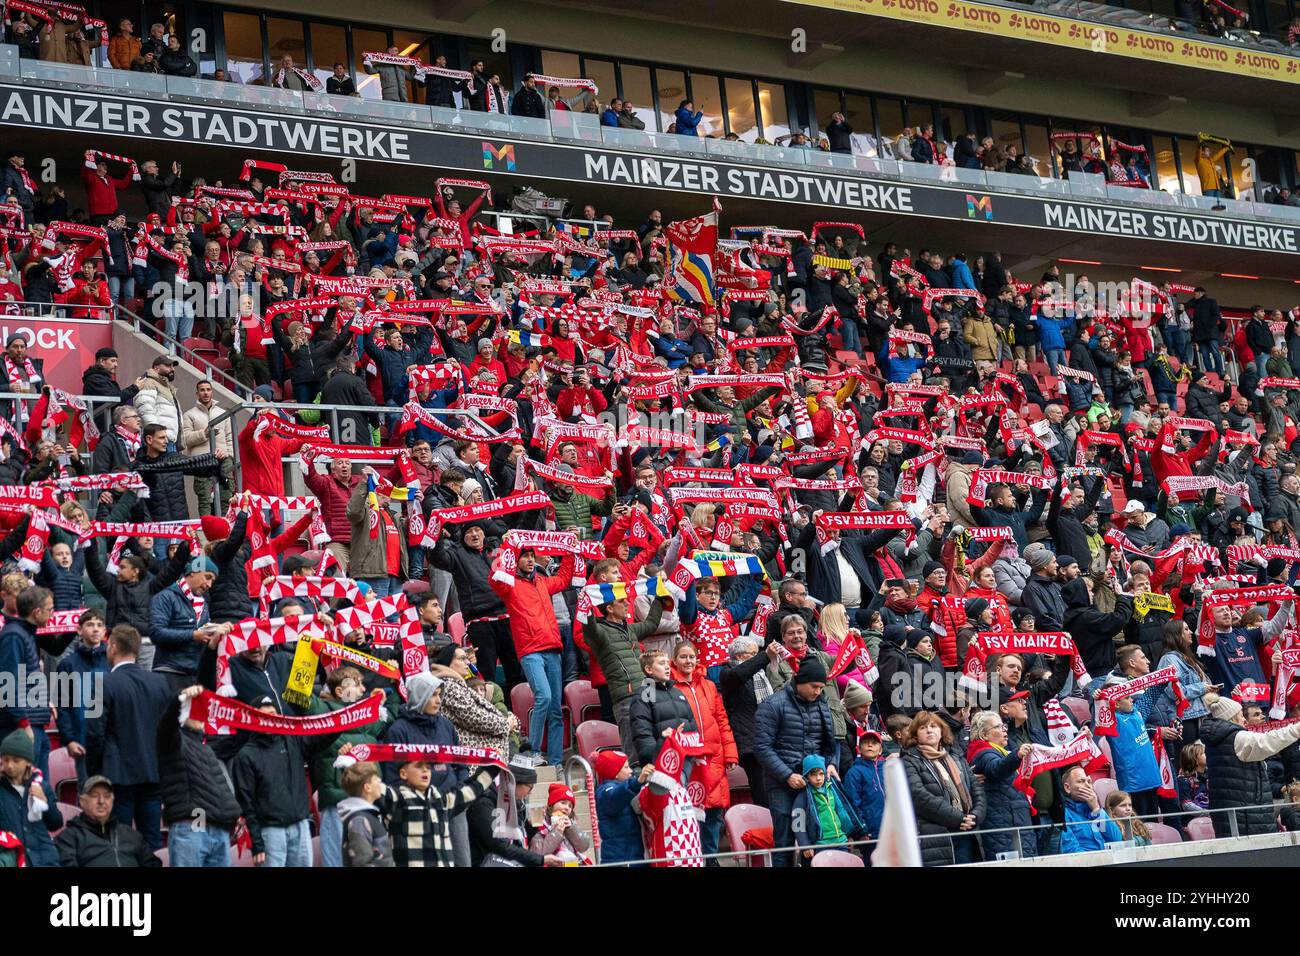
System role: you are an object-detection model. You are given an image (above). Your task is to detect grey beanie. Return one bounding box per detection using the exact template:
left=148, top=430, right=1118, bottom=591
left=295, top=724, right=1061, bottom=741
left=1026, top=548, right=1055, bottom=571
left=405, top=672, right=444, bottom=712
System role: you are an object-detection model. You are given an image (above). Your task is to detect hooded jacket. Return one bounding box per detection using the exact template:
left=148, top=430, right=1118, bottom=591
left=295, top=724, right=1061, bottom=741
left=671, top=664, right=739, bottom=809
left=582, top=600, right=664, bottom=707
left=1062, top=577, right=1134, bottom=676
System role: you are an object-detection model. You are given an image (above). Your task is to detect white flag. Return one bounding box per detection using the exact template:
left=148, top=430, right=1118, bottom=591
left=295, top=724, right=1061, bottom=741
left=870, top=756, right=922, bottom=867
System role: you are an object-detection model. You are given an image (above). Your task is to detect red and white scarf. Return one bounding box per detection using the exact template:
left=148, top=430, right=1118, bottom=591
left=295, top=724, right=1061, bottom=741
left=1093, top=667, right=1188, bottom=737
left=813, top=511, right=912, bottom=555
left=2, top=354, right=39, bottom=389
left=182, top=687, right=382, bottom=735
left=271, top=66, right=323, bottom=92
left=491, top=530, right=595, bottom=589
left=257, top=575, right=364, bottom=615
left=1195, top=584, right=1296, bottom=657
left=828, top=628, right=879, bottom=684
left=178, top=577, right=206, bottom=625
left=217, top=613, right=329, bottom=695
left=959, top=631, right=1091, bottom=693
left=1014, top=730, right=1094, bottom=809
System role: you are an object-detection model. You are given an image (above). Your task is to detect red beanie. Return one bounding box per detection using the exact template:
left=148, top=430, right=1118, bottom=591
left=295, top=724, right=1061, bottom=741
left=547, top=783, right=575, bottom=807
left=592, top=749, right=628, bottom=782
left=200, top=515, right=230, bottom=542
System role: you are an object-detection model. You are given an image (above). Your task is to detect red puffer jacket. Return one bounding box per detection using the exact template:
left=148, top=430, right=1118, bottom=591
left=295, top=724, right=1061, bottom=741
left=305, top=470, right=361, bottom=541
left=489, top=554, right=575, bottom=658
left=671, top=664, right=738, bottom=809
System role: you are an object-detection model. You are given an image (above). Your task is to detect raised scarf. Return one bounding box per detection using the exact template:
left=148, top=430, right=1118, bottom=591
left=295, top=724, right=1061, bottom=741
left=1093, top=667, right=1188, bottom=737
left=182, top=687, right=382, bottom=735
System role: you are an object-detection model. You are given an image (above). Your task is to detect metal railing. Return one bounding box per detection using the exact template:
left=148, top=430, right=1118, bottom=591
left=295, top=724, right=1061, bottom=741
left=0, top=391, right=120, bottom=454
left=0, top=299, right=114, bottom=320
left=114, top=301, right=250, bottom=399
left=1, top=46, right=1296, bottom=231
left=592, top=799, right=1293, bottom=867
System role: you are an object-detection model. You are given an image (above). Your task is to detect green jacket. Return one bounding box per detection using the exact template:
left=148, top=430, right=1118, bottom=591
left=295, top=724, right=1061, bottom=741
left=308, top=692, right=396, bottom=810
left=582, top=599, right=665, bottom=706
left=548, top=486, right=614, bottom=540
left=693, top=385, right=781, bottom=437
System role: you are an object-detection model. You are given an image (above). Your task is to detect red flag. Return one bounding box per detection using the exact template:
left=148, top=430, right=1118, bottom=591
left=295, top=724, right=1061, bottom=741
left=1153, top=727, right=1176, bottom=799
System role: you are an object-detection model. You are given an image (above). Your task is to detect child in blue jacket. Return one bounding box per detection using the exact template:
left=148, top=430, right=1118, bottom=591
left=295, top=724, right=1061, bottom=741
left=842, top=731, right=887, bottom=838
left=1100, top=677, right=1163, bottom=816
left=592, top=749, right=651, bottom=865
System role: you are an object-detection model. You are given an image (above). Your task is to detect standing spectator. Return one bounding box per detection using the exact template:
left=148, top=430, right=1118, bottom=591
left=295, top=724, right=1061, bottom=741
left=149, top=554, right=227, bottom=693
left=109, top=20, right=142, bottom=70
left=134, top=356, right=183, bottom=448
left=80, top=150, right=135, bottom=226
left=364, top=46, right=413, bottom=103
left=966, top=710, right=1035, bottom=860
left=670, top=639, right=738, bottom=861
left=159, top=35, right=197, bottom=77
left=56, top=776, right=161, bottom=867
left=346, top=468, right=408, bottom=598
left=139, top=22, right=167, bottom=60
left=824, top=112, right=853, bottom=154
left=157, top=686, right=243, bottom=867
left=674, top=99, right=703, bottom=136
left=601, top=98, right=624, bottom=127
left=753, top=656, right=838, bottom=867
left=180, top=379, right=234, bottom=515
left=0, top=729, right=61, bottom=866
left=85, top=624, right=174, bottom=851
left=305, top=456, right=362, bottom=571
left=510, top=74, right=546, bottom=118
left=138, top=159, right=180, bottom=218
left=719, top=636, right=781, bottom=808
left=53, top=610, right=109, bottom=787
left=901, top=710, right=985, bottom=866
left=1201, top=693, right=1300, bottom=837
left=1185, top=286, right=1225, bottom=376
left=326, top=63, right=356, bottom=96
left=2, top=150, right=36, bottom=220
left=619, top=101, right=647, bottom=130
left=490, top=547, right=574, bottom=767
left=582, top=591, right=665, bottom=759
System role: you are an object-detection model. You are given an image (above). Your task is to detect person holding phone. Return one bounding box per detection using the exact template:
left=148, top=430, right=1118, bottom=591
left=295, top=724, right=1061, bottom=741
left=1153, top=619, right=1220, bottom=761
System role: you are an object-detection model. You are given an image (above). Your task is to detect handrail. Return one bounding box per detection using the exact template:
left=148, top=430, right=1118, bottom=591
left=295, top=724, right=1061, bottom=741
left=0, top=300, right=114, bottom=320
left=591, top=798, right=1287, bottom=867
left=113, top=302, right=251, bottom=399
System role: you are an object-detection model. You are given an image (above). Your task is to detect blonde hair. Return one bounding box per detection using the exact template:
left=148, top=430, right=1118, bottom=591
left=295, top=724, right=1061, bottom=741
left=969, top=710, right=1004, bottom=741
left=819, top=602, right=848, bottom=644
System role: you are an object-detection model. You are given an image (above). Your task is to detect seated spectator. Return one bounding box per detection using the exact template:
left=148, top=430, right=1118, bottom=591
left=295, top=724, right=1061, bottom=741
left=57, top=775, right=161, bottom=867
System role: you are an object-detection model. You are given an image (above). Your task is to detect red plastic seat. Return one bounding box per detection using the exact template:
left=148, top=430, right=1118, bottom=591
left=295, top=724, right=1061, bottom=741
left=53, top=802, right=82, bottom=836
left=563, top=679, right=602, bottom=727
left=509, top=683, right=570, bottom=748
left=49, top=746, right=78, bottom=805
left=810, top=849, right=864, bottom=867
left=1091, top=776, right=1118, bottom=807
left=1062, top=697, right=1092, bottom=727
left=1146, top=822, right=1183, bottom=845
left=182, top=336, right=215, bottom=352
left=724, top=804, right=773, bottom=867
left=575, top=720, right=621, bottom=761
left=1184, top=817, right=1216, bottom=841
left=447, top=612, right=465, bottom=644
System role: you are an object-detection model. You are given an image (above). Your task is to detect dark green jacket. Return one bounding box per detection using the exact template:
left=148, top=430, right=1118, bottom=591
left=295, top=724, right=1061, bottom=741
left=582, top=598, right=665, bottom=706
left=548, top=486, right=614, bottom=540
left=309, top=692, right=396, bottom=810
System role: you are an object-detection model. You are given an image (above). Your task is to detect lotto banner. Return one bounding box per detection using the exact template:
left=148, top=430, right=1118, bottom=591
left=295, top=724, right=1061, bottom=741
left=0, top=317, right=113, bottom=394
left=783, top=0, right=1300, bottom=86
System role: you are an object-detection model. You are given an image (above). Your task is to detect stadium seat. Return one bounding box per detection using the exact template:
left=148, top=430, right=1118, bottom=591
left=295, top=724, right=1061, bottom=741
left=182, top=336, right=215, bottom=353
left=447, top=612, right=465, bottom=644
left=575, top=719, right=621, bottom=760
left=1184, top=817, right=1217, bottom=841
left=510, top=682, right=534, bottom=737
left=726, top=763, right=752, bottom=805
left=1062, top=697, right=1092, bottom=727
left=1095, top=736, right=1113, bottom=768
left=53, top=802, right=82, bottom=836
left=563, top=679, right=602, bottom=726
left=1145, top=822, right=1183, bottom=845
left=48, top=746, right=78, bottom=805
left=1091, top=777, right=1118, bottom=806
left=810, top=849, right=864, bottom=867
left=399, top=579, right=430, bottom=597
left=724, top=804, right=773, bottom=867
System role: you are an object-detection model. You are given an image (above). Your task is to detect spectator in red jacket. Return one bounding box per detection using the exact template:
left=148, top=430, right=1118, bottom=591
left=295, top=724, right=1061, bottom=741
left=80, top=151, right=135, bottom=226
left=56, top=258, right=112, bottom=319
left=304, top=455, right=361, bottom=571
left=465, top=338, right=506, bottom=388
left=237, top=391, right=306, bottom=497
left=557, top=368, right=608, bottom=422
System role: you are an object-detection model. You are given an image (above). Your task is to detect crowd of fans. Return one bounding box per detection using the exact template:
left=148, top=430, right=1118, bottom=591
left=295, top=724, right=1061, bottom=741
left=3, top=134, right=1300, bottom=869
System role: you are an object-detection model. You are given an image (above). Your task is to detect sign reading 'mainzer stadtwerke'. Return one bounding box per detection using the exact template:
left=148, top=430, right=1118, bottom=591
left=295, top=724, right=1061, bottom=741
left=3, top=84, right=1296, bottom=255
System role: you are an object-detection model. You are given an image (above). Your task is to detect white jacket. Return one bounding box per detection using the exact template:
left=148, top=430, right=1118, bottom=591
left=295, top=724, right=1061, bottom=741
left=180, top=400, right=233, bottom=457
left=133, top=372, right=181, bottom=443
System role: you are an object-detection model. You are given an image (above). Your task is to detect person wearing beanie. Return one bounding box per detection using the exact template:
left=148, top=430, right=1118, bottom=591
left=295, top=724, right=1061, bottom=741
left=593, top=748, right=653, bottom=865
left=843, top=729, right=887, bottom=839
left=1020, top=547, right=1066, bottom=631
left=0, top=728, right=62, bottom=866
left=149, top=545, right=231, bottom=693
left=1200, top=691, right=1300, bottom=837
left=969, top=479, right=1049, bottom=554
left=754, top=644, right=838, bottom=867
left=792, top=752, right=865, bottom=861
left=529, top=782, right=591, bottom=864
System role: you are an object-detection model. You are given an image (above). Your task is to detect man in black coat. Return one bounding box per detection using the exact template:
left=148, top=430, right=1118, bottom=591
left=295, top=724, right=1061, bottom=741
left=1046, top=473, right=1105, bottom=572
left=1020, top=547, right=1067, bottom=631
left=157, top=687, right=244, bottom=867
left=1185, top=287, right=1225, bottom=376
left=81, top=349, right=144, bottom=433
left=753, top=656, right=838, bottom=867
left=510, top=75, right=547, bottom=119
left=56, top=775, right=161, bottom=867
left=84, top=536, right=190, bottom=641
left=431, top=521, right=523, bottom=688
left=1062, top=576, right=1134, bottom=679
left=85, top=624, right=175, bottom=850
left=627, top=650, right=698, bottom=768
left=138, top=160, right=180, bottom=218
left=824, top=112, right=853, bottom=154
left=319, top=355, right=380, bottom=446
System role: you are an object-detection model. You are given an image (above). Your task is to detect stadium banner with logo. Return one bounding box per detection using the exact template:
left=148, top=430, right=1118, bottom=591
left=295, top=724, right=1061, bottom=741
left=2, top=84, right=1298, bottom=255
left=0, top=316, right=113, bottom=394
left=781, top=0, right=1300, bottom=87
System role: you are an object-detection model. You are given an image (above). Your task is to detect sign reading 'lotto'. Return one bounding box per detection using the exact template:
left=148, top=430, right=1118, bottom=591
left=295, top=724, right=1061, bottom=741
left=783, top=0, right=1300, bottom=85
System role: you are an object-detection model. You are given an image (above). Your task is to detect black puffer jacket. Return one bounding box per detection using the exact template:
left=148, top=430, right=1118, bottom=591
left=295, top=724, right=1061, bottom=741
left=627, top=676, right=698, bottom=767
left=968, top=740, right=1032, bottom=860
left=1201, top=718, right=1280, bottom=838
left=84, top=538, right=191, bottom=638
left=719, top=650, right=773, bottom=756
left=901, top=745, right=985, bottom=867
left=135, top=449, right=224, bottom=523
left=207, top=512, right=252, bottom=624
left=430, top=537, right=505, bottom=621
left=55, top=815, right=160, bottom=867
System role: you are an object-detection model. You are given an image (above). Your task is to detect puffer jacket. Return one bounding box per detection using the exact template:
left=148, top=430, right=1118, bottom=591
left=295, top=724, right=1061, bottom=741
left=753, top=682, right=838, bottom=788
left=672, top=665, right=739, bottom=809
left=135, top=448, right=223, bottom=523
left=150, top=581, right=210, bottom=677
left=962, top=315, right=1000, bottom=362
left=967, top=739, right=1034, bottom=860
left=901, top=746, right=986, bottom=867
left=1021, top=573, right=1068, bottom=631
left=945, top=460, right=979, bottom=528
left=134, top=371, right=182, bottom=442
left=488, top=555, right=574, bottom=658
left=346, top=480, right=408, bottom=580
left=309, top=693, right=395, bottom=811
left=381, top=708, right=463, bottom=788
left=993, top=555, right=1031, bottom=605
left=719, top=651, right=774, bottom=756
left=581, top=600, right=664, bottom=707
left=56, top=814, right=160, bottom=867
left=1062, top=577, right=1133, bottom=676
left=305, top=470, right=361, bottom=542
left=430, top=537, right=505, bottom=621
left=207, top=511, right=252, bottom=624
left=627, top=676, right=698, bottom=767
left=1200, top=717, right=1282, bottom=838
